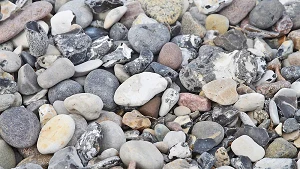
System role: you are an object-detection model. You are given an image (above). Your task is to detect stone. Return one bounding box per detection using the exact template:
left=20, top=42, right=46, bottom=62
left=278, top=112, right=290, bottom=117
left=239, top=111, right=256, bottom=127
left=212, top=105, right=239, bottom=126
left=104, top=6, right=127, bottom=29
left=17, top=64, right=40, bottom=96
left=249, top=0, right=284, bottom=29
left=285, top=51, right=300, bottom=66
left=124, top=49, right=153, bottom=75
left=114, top=64, right=130, bottom=83
left=74, top=59, right=103, bottom=77
left=50, top=10, right=75, bottom=35
left=233, top=93, right=265, bottom=112
left=73, top=123, right=101, bottom=166
left=234, top=126, right=270, bottom=147
left=281, top=66, right=300, bottom=81
left=98, top=121, right=126, bottom=153
left=254, top=70, right=277, bottom=86
left=253, top=158, right=297, bottom=169
left=194, top=0, right=232, bottom=14
left=84, top=27, right=108, bottom=41
left=58, top=0, right=93, bottom=28
left=84, top=0, right=123, bottom=13
left=171, top=34, right=202, bottom=50
left=26, top=99, right=48, bottom=114
left=192, top=121, right=224, bottom=146
left=0, top=50, right=21, bottom=73
left=145, top=62, right=179, bottom=80
left=284, top=1, right=300, bottom=29
left=38, top=104, right=57, bottom=127
left=0, top=1, right=52, bottom=43
left=84, top=69, right=120, bottom=110
left=122, top=110, right=151, bottom=130
left=282, top=130, right=300, bottom=141
left=138, top=96, right=161, bottom=118
left=0, top=94, right=15, bottom=112
left=214, top=147, right=230, bottom=167
left=132, top=13, right=158, bottom=27
left=48, top=146, right=83, bottom=169
left=283, top=118, right=299, bottom=133
left=37, top=58, right=75, bottom=89
left=120, top=141, right=164, bottom=169
left=213, top=29, right=247, bottom=51
left=205, top=14, right=229, bottom=34
left=276, top=40, right=294, bottom=59
left=269, top=99, right=280, bottom=125
left=159, top=88, right=179, bottom=117
left=37, top=114, right=75, bottom=154
left=163, top=159, right=191, bottom=169
left=273, top=88, right=297, bottom=118
left=231, top=135, right=265, bottom=162
left=120, top=1, right=144, bottom=28
left=174, top=106, right=191, bottom=116
left=48, top=79, right=83, bottom=104
left=231, top=156, right=252, bottom=169
left=0, top=72, right=17, bottom=95
left=97, top=148, right=118, bottom=161
left=202, top=78, right=238, bottom=105
left=163, top=131, right=186, bottom=149
left=0, top=139, right=16, bottom=169
left=109, top=23, right=128, bottom=41
left=67, top=114, right=88, bottom=146
left=169, top=142, right=191, bottom=159
left=114, top=72, right=167, bottom=106
left=16, top=154, right=52, bottom=168
left=157, top=42, right=183, bottom=70
left=53, top=101, right=69, bottom=115
left=291, top=81, right=300, bottom=97
left=275, top=123, right=283, bottom=136
left=0, top=41, right=13, bottom=51
left=178, top=93, right=211, bottom=112
left=86, top=156, right=121, bottom=168
left=137, top=0, right=182, bottom=24
left=265, top=138, right=297, bottom=158
left=272, top=14, right=293, bottom=35
left=198, top=152, right=216, bottom=169
left=0, top=0, right=16, bottom=22
left=128, top=23, right=170, bottom=54
left=154, top=124, right=170, bottom=141
left=0, top=107, right=40, bottom=148
left=64, top=93, right=103, bottom=120
left=86, top=36, right=113, bottom=60
left=22, top=89, right=48, bottom=106
left=219, top=0, right=256, bottom=25
left=14, top=163, right=43, bottom=169
left=181, top=12, right=206, bottom=38
left=101, top=43, right=132, bottom=68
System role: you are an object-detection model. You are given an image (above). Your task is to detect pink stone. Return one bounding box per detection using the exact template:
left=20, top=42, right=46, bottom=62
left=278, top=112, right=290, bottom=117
left=178, top=93, right=211, bottom=112
left=158, top=42, right=183, bottom=70
left=272, top=14, right=293, bottom=35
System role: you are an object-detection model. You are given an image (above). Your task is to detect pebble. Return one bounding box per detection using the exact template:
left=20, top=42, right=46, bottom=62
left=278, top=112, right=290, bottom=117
left=202, top=78, right=238, bottom=106
left=272, top=14, right=293, bottom=35
left=0, top=94, right=15, bottom=112
left=198, top=152, right=216, bottom=169
left=284, top=1, right=300, bottom=29
left=124, top=49, right=153, bottom=75
left=109, top=23, right=128, bottom=41
left=120, top=1, right=144, bottom=28
left=86, top=36, right=113, bottom=60
left=97, top=148, right=119, bottom=161
left=138, top=96, right=161, bottom=118
left=38, top=104, right=57, bottom=127
left=114, top=72, right=167, bottom=106
left=0, top=41, right=13, bottom=51
left=53, top=100, right=69, bottom=115
left=205, top=14, right=229, bottom=34
left=68, top=114, right=88, bottom=146
left=285, top=51, right=300, bottom=66
left=255, top=70, right=277, bottom=86
left=104, top=6, right=127, bottom=29
left=120, top=141, right=164, bottom=169
left=0, top=139, right=16, bottom=169
left=169, top=142, right=191, bottom=159
left=84, top=0, right=123, bottom=14
left=291, top=81, right=300, bottom=97
left=214, top=147, right=230, bottom=167
left=159, top=88, right=179, bottom=117
left=163, top=159, right=191, bottom=169
left=265, top=138, right=297, bottom=158
left=0, top=50, right=22, bottom=73
left=64, top=93, right=103, bottom=120
left=283, top=118, right=299, bottom=133
left=154, top=124, right=170, bottom=141
left=273, top=88, right=297, bottom=118
left=192, top=121, right=224, bottom=146
left=84, top=27, right=108, bottom=41
left=48, top=146, right=83, bottom=169
left=181, top=12, right=207, bottom=38
left=132, top=13, right=158, bottom=27
left=145, top=62, right=178, bottom=80
left=122, top=110, right=151, bottom=130
left=281, top=66, right=300, bottom=81
left=95, top=110, right=123, bottom=127
left=0, top=107, right=40, bottom=148
left=213, top=29, right=247, bottom=51
left=163, top=131, right=186, bottom=149
left=253, top=158, right=297, bottom=169
left=234, top=126, right=270, bottom=147
left=231, top=135, right=265, bottom=162
left=37, top=58, right=75, bottom=89
left=282, top=130, right=300, bottom=141
left=101, top=43, right=132, bottom=68
left=37, top=114, right=75, bottom=154
left=231, top=156, right=252, bottom=169
left=212, top=105, right=239, bottom=126
left=84, top=69, right=120, bottom=110
left=137, top=0, right=182, bottom=25
left=178, top=93, right=211, bottom=112
left=233, top=93, right=265, bottom=112
left=50, top=10, right=74, bottom=35
left=158, top=42, right=183, bottom=70
left=0, top=72, right=18, bottom=95
left=174, top=106, right=191, bottom=116
left=128, top=23, right=170, bottom=54
left=194, top=0, right=233, bottom=14
left=287, top=29, right=300, bottom=50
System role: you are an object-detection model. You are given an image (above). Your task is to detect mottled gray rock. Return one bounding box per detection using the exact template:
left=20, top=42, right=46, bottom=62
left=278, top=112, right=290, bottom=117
left=284, top=2, right=300, bottom=29
left=124, top=49, right=153, bottom=75
left=109, top=22, right=128, bottom=41
left=171, top=34, right=202, bottom=50
left=101, top=43, right=132, bottom=68
left=213, top=29, right=247, bottom=51
left=48, top=79, right=83, bottom=104
left=265, top=138, right=297, bottom=158
left=145, top=62, right=178, bottom=80
left=48, top=146, right=83, bottom=169
left=86, top=36, right=113, bottom=60
left=283, top=118, right=299, bottom=133
left=0, top=107, right=40, bottom=148
left=193, top=138, right=217, bottom=154
left=281, top=66, right=300, bottom=81
left=0, top=139, right=16, bottom=169
left=0, top=94, right=15, bottom=112
left=192, top=121, right=224, bottom=146
left=253, top=158, right=297, bottom=169
left=84, top=69, right=119, bottom=110
left=128, top=23, right=170, bottom=54
left=274, top=88, right=297, bottom=118
left=0, top=50, right=22, bottom=73
left=0, top=41, right=13, bottom=51
left=198, top=152, right=215, bottom=169
left=67, top=114, right=88, bottom=146
left=84, top=27, right=108, bottom=41
left=18, top=64, right=41, bottom=95
left=249, top=0, right=284, bottom=29
left=84, top=0, right=123, bottom=13
left=212, top=106, right=239, bottom=127
left=231, top=156, right=252, bottom=169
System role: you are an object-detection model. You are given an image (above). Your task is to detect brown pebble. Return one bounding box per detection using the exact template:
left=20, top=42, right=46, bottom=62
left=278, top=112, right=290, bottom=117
left=122, top=110, right=151, bottom=130
left=138, top=96, right=161, bottom=118
left=127, top=160, right=136, bottom=169
left=18, top=145, right=40, bottom=158
left=120, top=1, right=145, bottom=29
left=288, top=29, right=300, bottom=50
left=256, top=81, right=291, bottom=98
left=285, top=51, right=300, bottom=66
left=158, top=42, right=183, bottom=70
left=166, top=121, right=183, bottom=131
left=272, top=14, right=293, bottom=35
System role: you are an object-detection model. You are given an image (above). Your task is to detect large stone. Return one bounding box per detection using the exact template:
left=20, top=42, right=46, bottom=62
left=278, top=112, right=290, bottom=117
left=253, top=158, right=297, bottom=169
left=0, top=139, right=16, bottom=169
left=0, top=50, right=22, bottom=73
left=18, top=64, right=41, bottom=95
left=192, top=121, right=224, bottom=146
left=265, top=138, right=297, bottom=158
left=48, top=146, right=83, bottom=169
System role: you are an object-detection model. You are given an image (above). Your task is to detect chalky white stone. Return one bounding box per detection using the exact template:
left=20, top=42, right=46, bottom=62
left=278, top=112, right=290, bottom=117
left=254, top=158, right=297, bottom=169
left=255, top=70, right=277, bottom=86
left=114, top=72, right=168, bottom=106
left=231, top=135, right=265, bottom=162
left=233, top=93, right=265, bottom=112
left=163, top=131, right=186, bottom=149
left=194, top=0, right=233, bottom=14
left=168, top=142, right=191, bottom=159
left=37, top=114, right=75, bottom=154
left=104, top=6, right=127, bottom=29
left=269, top=99, right=280, bottom=125
left=291, top=81, right=300, bottom=97
left=38, top=104, right=57, bottom=127
left=51, top=10, right=75, bottom=35
left=74, top=59, right=103, bottom=77
left=159, top=88, right=179, bottom=117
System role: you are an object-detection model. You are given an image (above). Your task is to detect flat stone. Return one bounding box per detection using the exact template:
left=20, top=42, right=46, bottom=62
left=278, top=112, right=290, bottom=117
left=15, top=163, right=44, bottom=169
left=171, top=34, right=202, bottom=50
left=272, top=14, right=293, bottom=35
left=17, top=64, right=41, bottom=95
left=154, top=124, right=170, bottom=141
left=174, top=106, right=191, bottom=116
left=181, top=12, right=206, bottom=38
left=269, top=99, right=280, bottom=125
left=253, top=158, right=297, bottom=169
left=193, top=138, right=216, bottom=154
left=0, top=50, right=22, bottom=73
left=104, top=6, right=127, bottom=29
left=192, top=121, right=224, bottom=146
left=265, top=138, right=297, bottom=158
left=178, top=93, right=211, bottom=112
left=233, top=93, right=265, bottom=112
left=205, top=14, right=229, bottom=34
left=48, top=146, right=83, bottom=169
left=169, top=142, right=191, bottom=159
left=74, top=59, right=103, bottom=77
left=283, top=118, right=300, bottom=133
left=256, top=81, right=291, bottom=98
left=84, top=27, right=108, bottom=41
left=101, top=43, right=132, bottom=68
left=0, top=94, right=15, bottom=112
left=0, top=107, right=40, bottom=148
left=213, top=29, right=247, bottom=51
left=282, top=130, right=300, bottom=141
left=50, top=10, right=75, bottom=35
left=86, top=36, right=113, bottom=60
left=0, top=139, right=16, bottom=169
left=122, top=110, right=151, bottom=130
left=285, top=51, right=300, bottom=66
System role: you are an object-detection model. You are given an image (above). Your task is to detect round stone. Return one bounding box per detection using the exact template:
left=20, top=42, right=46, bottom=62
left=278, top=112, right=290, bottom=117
left=192, top=121, right=224, bottom=146
left=205, top=14, right=229, bottom=34
left=265, top=138, right=297, bottom=158
left=157, top=42, right=183, bottom=70
left=0, top=50, right=22, bottom=73
left=37, top=114, right=75, bottom=154
left=120, top=140, right=164, bottom=169
left=0, top=139, right=16, bottom=169
left=163, top=131, right=186, bottom=149
left=0, top=107, right=40, bottom=148
left=233, top=93, right=265, bottom=112
left=109, top=23, right=128, bottom=41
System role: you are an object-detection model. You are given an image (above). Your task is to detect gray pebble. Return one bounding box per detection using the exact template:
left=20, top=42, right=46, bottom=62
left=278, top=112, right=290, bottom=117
left=281, top=66, right=300, bottom=81
left=53, top=100, right=70, bottom=115
left=0, top=139, right=16, bottom=169
left=0, top=41, right=14, bottom=51
left=109, top=22, right=128, bottom=41
left=0, top=50, right=22, bottom=73
left=26, top=99, right=48, bottom=114
left=124, top=49, right=153, bottom=75
left=48, top=146, right=83, bottom=169
left=283, top=118, right=299, bottom=133
left=198, top=152, right=216, bottom=169
left=101, top=43, right=132, bottom=68
left=0, top=94, right=15, bottom=112
left=18, top=64, right=41, bottom=95
left=213, top=29, right=247, bottom=52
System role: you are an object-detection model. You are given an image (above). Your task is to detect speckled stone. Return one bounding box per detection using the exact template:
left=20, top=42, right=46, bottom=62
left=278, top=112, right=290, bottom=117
left=178, top=93, right=211, bottom=112
left=213, top=29, right=247, bottom=51
left=120, top=1, right=145, bottom=28
left=214, top=147, right=230, bottom=167
left=205, top=14, right=229, bottom=34
left=192, top=121, right=224, bottom=146
left=181, top=12, right=206, bottom=38
left=272, top=14, right=293, bottom=35
left=265, top=138, right=297, bottom=158
left=158, top=42, right=183, bottom=70
left=0, top=50, right=22, bottom=73
left=124, top=49, right=153, bottom=75
left=284, top=1, right=300, bottom=29
left=256, top=81, right=291, bottom=98
left=137, top=0, right=182, bottom=25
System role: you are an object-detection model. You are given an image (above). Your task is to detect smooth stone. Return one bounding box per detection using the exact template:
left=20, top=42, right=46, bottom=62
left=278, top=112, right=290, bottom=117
left=205, top=14, right=229, bottom=34
left=168, top=142, right=191, bottom=159
left=37, top=58, right=75, bottom=89
left=291, top=81, right=300, bottom=97
left=86, top=36, right=113, bottom=60
left=239, top=112, right=256, bottom=127
left=114, top=72, right=168, bottom=107
left=138, top=96, right=161, bottom=118
left=64, top=93, right=103, bottom=120
left=128, top=23, right=170, bottom=54
left=0, top=107, right=40, bottom=148
left=253, top=158, right=297, bottom=169
left=234, top=126, right=270, bottom=147
left=194, top=0, right=232, bottom=14
left=0, top=139, right=16, bottom=169
left=283, top=118, right=300, bottom=133
left=276, top=40, right=294, bottom=59
left=272, top=14, right=293, bottom=35
left=145, top=62, right=178, bottom=80
left=178, top=93, right=211, bottom=112
left=285, top=51, right=300, bottom=66
left=122, top=110, right=151, bottom=130
left=114, top=64, right=130, bottom=83
left=275, top=123, right=283, bottom=136
left=159, top=88, right=179, bottom=117
left=84, top=69, right=120, bottom=110
left=109, top=22, right=128, bottom=41
left=157, top=42, right=183, bottom=70
left=282, top=130, right=300, bottom=141
left=213, top=29, right=247, bottom=51
left=131, top=13, right=158, bottom=27
left=163, top=159, right=191, bottom=169
left=38, top=104, right=57, bottom=127
left=174, top=106, right=191, bottom=116
left=265, top=138, right=297, bottom=158
left=58, top=0, right=93, bottom=28
left=249, top=0, right=284, bottom=29
left=173, top=115, right=192, bottom=133
left=163, top=131, right=186, bottom=149
left=0, top=72, right=18, bottom=95
left=154, top=124, right=170, bottom=142
left=120, top=1, right=144, bottom=28
left=20, top=51, right=37, bottom=68
left=137, top=0, right=182, bottom=24
left=123, top=49, right=154, bottom=75
left=16, top=154, right=52, bottom=168
left=120, top=141, right=164, bottom=169
left=99, top=121, right=126, bottom=153
left=0, top=50, right=22, bottom=73
left=0, top=0, right=16, bottom=22
left=98, top=148, right=119, bottom=161
left=50, top=10, right=75, bottom=35
left=37, top=114, right=75, bottom=154
left=193, top=138, right=216, bottom=154
left=181, top=12, right=207, bottom=38
left=0, top=94, right=15, bottom=112
left=74, top=59, right=103, bottom=77
left=67, top=114, right=88, bottom=146
left=231, top=135, right=265, bottom=162
left=284, top=1, right=300, bottom=29
left=17, top=64, right=41, bottom=95
left=269, top=99, right=280, bottom=125
left=0, top=1, right=52, bottom=44
left=53, top=100, right=69, bottom=115
left=202, top=78, right=238, bottom=105
left=273, top=88, right=297, bottom=118
left=26, top=99, right=48, bottom=115
left=192, top=121, right=224, bottom=146
left=23, top=89, right=48, bottom=106
left=84, top=27, right=109, bottom=41
left=104, top=6, right=127, bottom=29
left=233, top=93, right=265, bottom=112
left=48, top=146, right=83, bottom=169
left=214, top=147, right=230, bottom=167
left=15, top=163, right=43, bottom=169
left=219, top=0, right=256, bottom=25
left=281, top=66, right=300, bottom=81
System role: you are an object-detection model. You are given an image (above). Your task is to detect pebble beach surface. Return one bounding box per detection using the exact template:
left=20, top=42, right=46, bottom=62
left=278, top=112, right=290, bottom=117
left=1, top=0, right=300, bottom=169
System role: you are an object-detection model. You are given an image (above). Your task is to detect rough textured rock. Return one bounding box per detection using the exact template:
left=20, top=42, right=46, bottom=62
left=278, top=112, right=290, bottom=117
left=181, top=12, right=207, bottom=38
left=213, top=29, right=247, bottom=51
left=178, top=93, right=211, bottom=112
left=48, top=146, right=83, bottom=169
left=265, top=138, right=297, bottom=158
